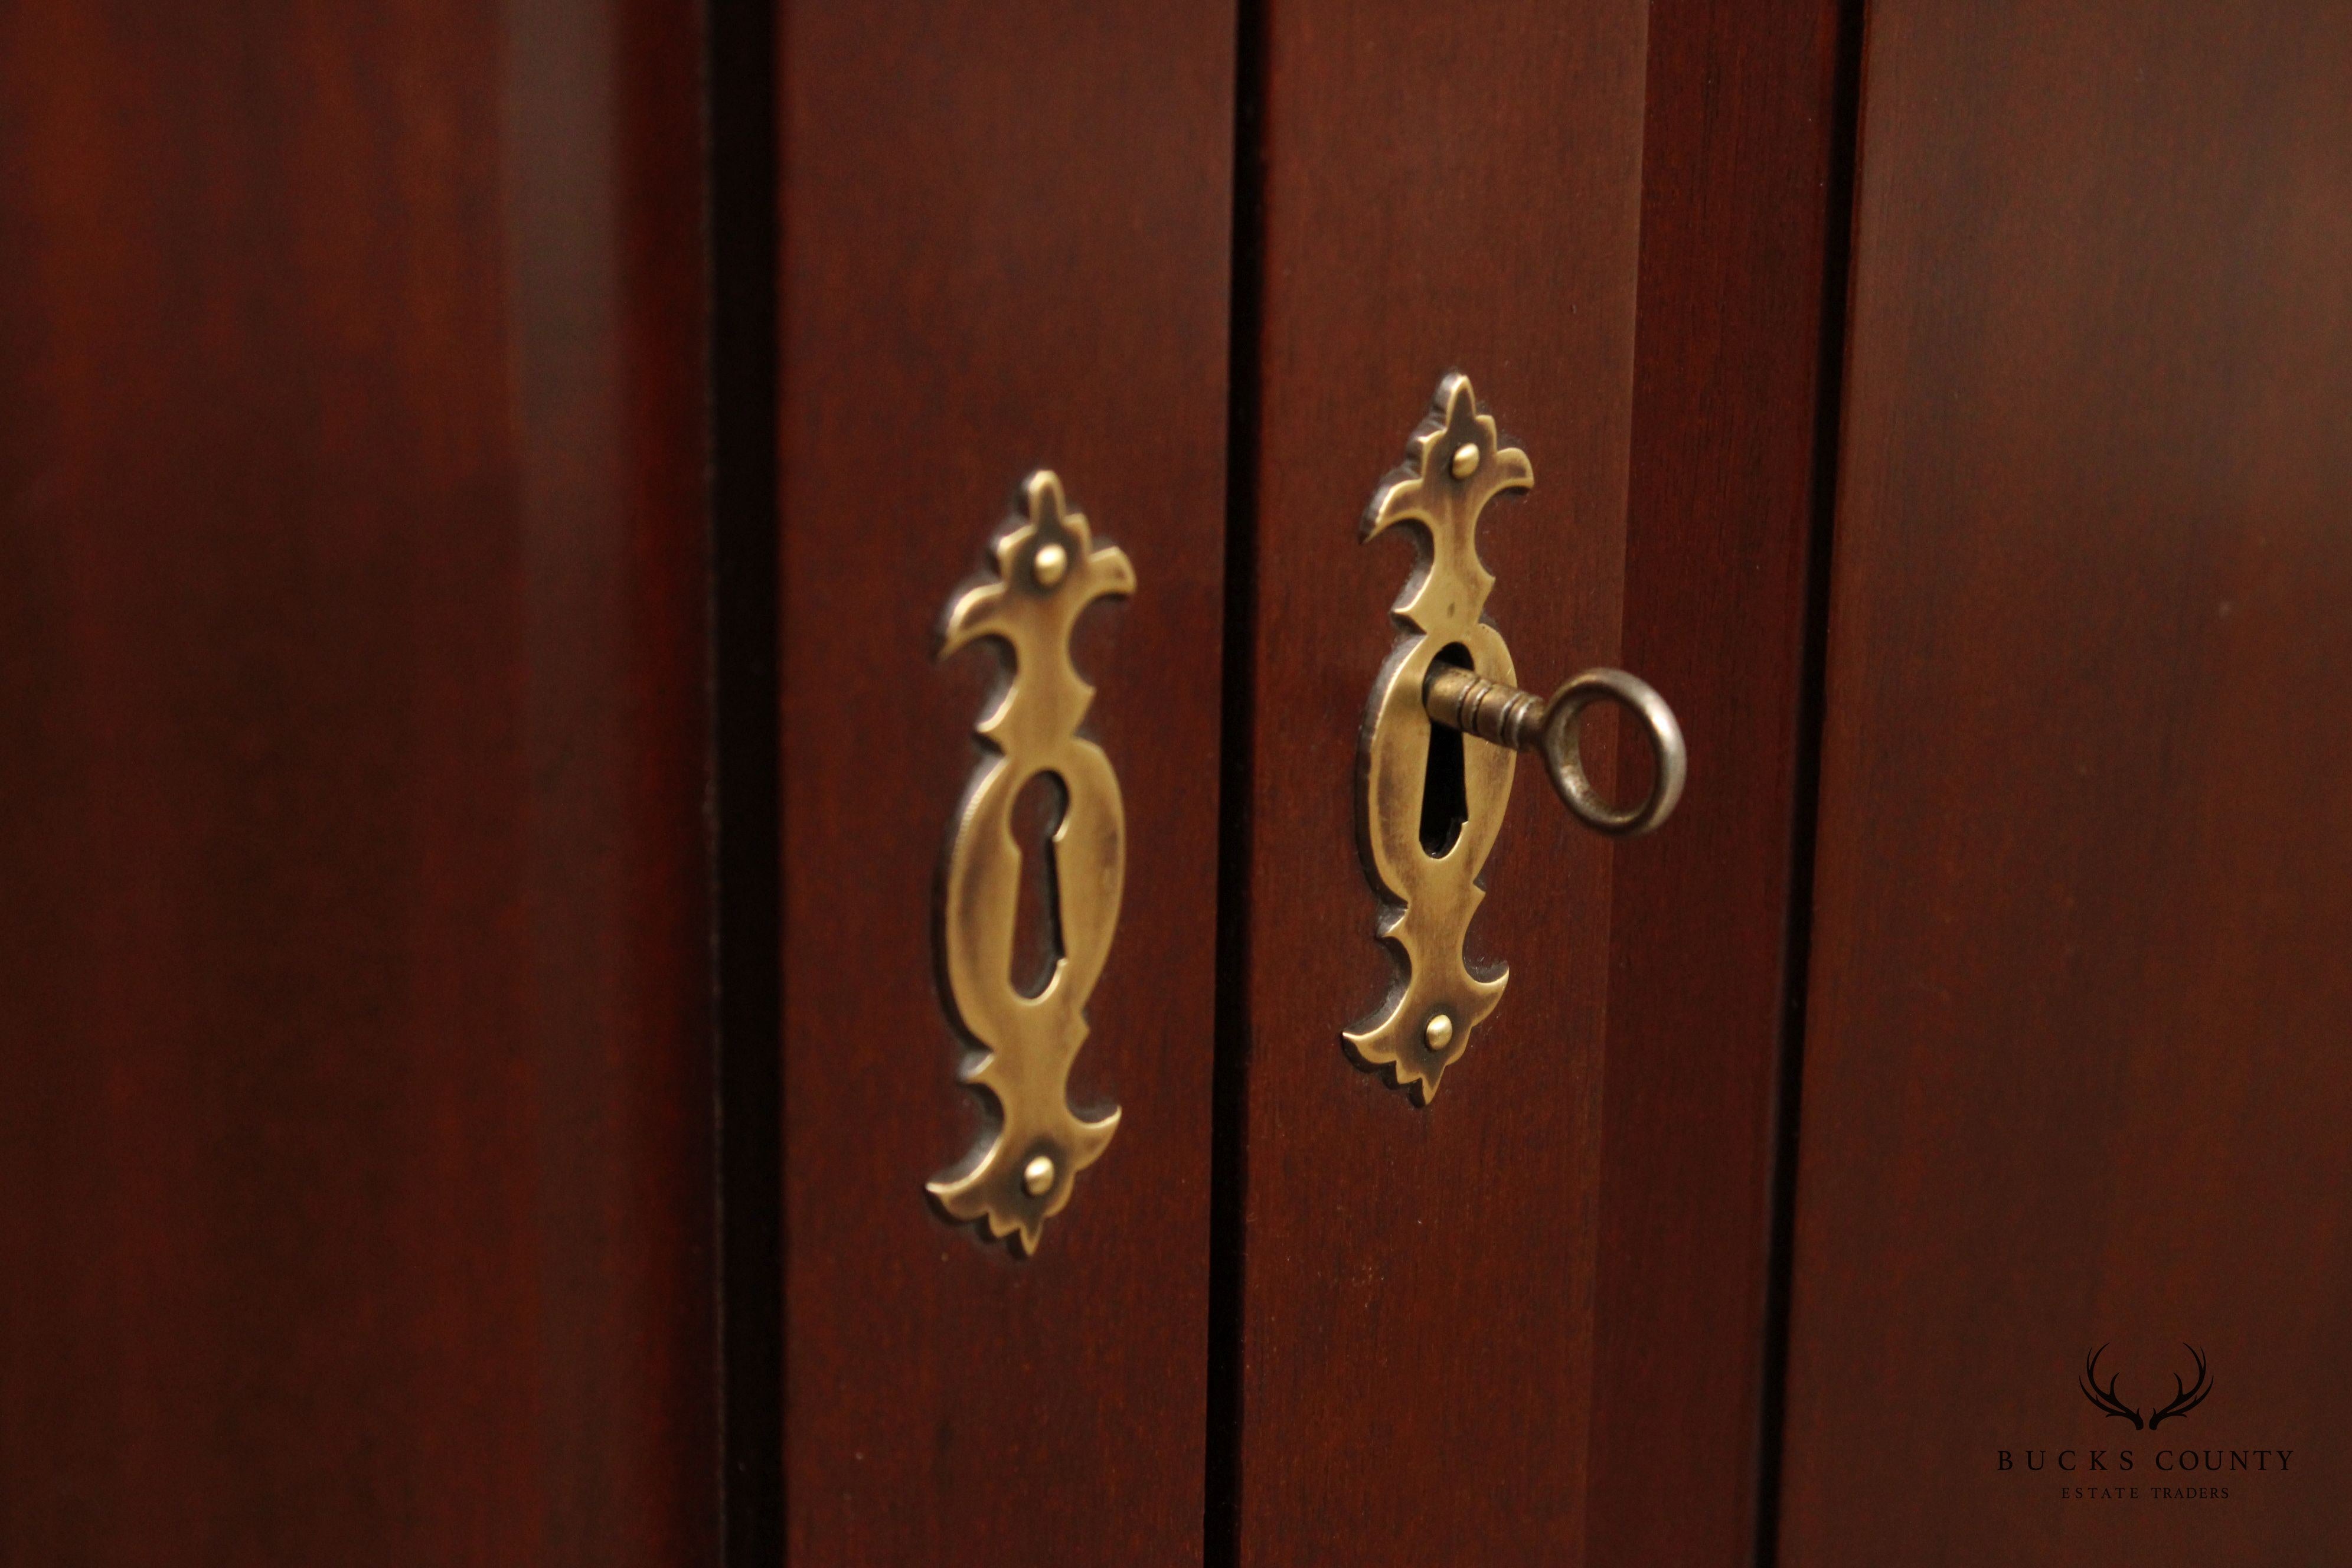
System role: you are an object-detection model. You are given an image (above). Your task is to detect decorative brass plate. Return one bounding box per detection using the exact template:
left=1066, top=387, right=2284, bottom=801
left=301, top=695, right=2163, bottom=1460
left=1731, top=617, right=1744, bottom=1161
left=930, top=471, right=1131, bottom=1254
left=1345, top=374, right=1531, bottom=1102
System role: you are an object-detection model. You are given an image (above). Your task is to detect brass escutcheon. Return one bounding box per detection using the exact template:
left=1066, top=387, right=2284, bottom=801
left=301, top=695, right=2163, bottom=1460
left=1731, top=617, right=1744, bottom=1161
left=929, top=471, right=1131, bottom=1254
left=1347, top=374, right=1686, bottom=1102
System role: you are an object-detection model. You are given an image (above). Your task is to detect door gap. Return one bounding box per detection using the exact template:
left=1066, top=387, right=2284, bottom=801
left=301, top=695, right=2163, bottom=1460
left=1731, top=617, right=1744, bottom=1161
left=1205, top=2, right=1270, bottom=1564
left=710, top=0, right=782, bottom=1557
left=1754, top=2, right=1869, bottom=1564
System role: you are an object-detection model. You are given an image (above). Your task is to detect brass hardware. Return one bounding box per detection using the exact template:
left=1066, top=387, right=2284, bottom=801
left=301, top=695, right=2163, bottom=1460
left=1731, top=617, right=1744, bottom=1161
left=1022, top=1154, right=1057, bottom=1197
left=930, top=471, right=1131, bottom=1255
left=1346, top=374, right=1687, bottom=1100
left=1423, top=665, right=1687, bottom=837
left=1344, top=374, right=1530, bottom=1102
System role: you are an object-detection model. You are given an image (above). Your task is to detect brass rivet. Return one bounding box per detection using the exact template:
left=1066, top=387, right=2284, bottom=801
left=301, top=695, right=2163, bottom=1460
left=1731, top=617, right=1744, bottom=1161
left=1032, top=542, right=1069, bottom=587
left=1424, top=1012, right=1455, bottom=1050
left=1449, top=442, right=1480, bottom=479
left=1022, top=1154, right=1057, bottom=1197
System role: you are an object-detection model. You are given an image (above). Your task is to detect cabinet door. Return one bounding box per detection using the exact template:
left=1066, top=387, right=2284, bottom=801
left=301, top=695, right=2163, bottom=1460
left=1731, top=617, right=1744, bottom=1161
left=0, top=4, right=714, bottom=1561
left=1217, top=3, right=1847, bottom=1563
left=1779, top=3, right=2352, bottom=1562
left=773, top=3, right=1236, bottom=1563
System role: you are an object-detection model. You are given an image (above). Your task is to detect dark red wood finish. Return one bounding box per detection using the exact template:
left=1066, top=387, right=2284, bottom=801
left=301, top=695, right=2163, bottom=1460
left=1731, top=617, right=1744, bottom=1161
left=0, top=2, right=714, bottom=1563
left=1586, top=3, right=1855, bottom=1565
left=1781, top=3, right=2352, bottom=1562
left=1225, top=4, right=1648, bottom=1560
left=776, top=4, right=1234, bottom=1563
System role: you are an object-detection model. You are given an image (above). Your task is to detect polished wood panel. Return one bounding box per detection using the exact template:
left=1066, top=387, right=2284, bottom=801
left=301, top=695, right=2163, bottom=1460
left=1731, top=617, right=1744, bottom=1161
left=0, top=2, right=715, bottom=1562
left=1586, top=2, right=1855, bottom=1564
left=775, top=3, right=1234, bottom=1562
left=1781, top=4, right=2352, bottom=1562
left=1225, top=4, right=1648, bottom=1561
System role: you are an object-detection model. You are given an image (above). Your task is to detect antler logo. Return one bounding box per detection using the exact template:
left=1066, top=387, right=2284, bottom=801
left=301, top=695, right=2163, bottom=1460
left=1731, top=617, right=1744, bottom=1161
left=2079, top=1344, right=2214, bottom=1430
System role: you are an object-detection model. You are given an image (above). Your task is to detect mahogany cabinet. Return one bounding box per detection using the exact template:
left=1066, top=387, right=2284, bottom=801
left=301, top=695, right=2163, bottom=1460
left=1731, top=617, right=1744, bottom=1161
left=2, top=2, right=2343, bottom=1565
left=770, top=2, right=1841, bottom=1563
left=772, top=5, right=1237, bottom=1562
left=1776, top=2, right=2352, bottom=1561
left=0, top=2, right=714, bottom=1562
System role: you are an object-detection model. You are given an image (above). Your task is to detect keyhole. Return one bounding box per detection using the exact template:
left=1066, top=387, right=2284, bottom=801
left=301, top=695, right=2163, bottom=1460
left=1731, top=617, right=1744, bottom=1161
left=1010, top=770, right=1068, bottom=998
left=1419, top=643, right=1472, bottom=857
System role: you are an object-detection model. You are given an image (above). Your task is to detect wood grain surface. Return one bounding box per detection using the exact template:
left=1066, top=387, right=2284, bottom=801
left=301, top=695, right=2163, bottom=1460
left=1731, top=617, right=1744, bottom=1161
left=775, top=3, right=1235, bottom=1563
left=0, top=2, right=716, bottom=1562
left=1586, top=2, right=1857, bottom=1565
left=1223, top=4, right=1649, bottom=1562
left=1780, top=3, right=2352, bottom=1562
